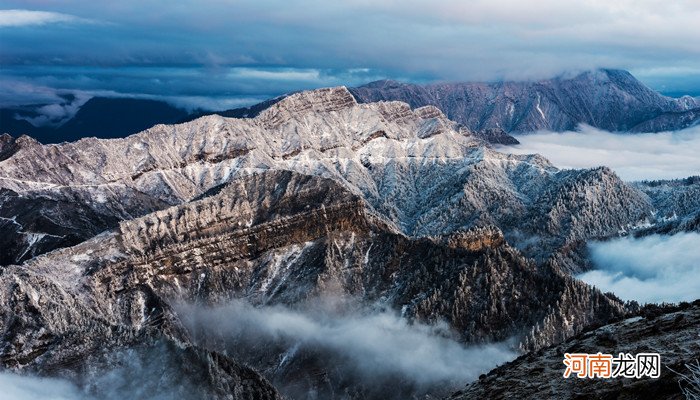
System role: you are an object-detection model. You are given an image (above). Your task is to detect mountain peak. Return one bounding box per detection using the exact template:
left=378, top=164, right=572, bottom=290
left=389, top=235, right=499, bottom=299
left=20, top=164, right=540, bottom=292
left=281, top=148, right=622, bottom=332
left=256, top=86, right=357, bottom=127
left=351, top=69, right=697, bottom=133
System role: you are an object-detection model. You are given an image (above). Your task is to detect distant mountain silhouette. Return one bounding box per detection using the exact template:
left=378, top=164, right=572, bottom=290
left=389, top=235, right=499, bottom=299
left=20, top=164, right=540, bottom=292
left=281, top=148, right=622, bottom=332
left=349, top=69, right=700, bottom=133
left=0, top=97, right=190, bottom=143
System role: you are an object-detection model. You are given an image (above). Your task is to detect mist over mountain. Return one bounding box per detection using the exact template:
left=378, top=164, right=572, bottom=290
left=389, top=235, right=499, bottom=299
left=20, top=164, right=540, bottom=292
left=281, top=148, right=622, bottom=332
left=4, top=0, right=700, bottom=397
left=578, top=232, right=700, bottom=304
left=0, top=86, right=697, bottom=399
left=503, top=125, right=700, bottom=181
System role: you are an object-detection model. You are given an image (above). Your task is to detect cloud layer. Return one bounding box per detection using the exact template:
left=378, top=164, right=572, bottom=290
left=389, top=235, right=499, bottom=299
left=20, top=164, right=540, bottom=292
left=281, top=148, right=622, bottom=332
left=504, top=125, right=700, bottom=181
left=1, top=1, right=700, bottom=110
left=0, top=373, right=86, bottom=400
left=179, top=298, right=516, bottom=398
left=0, top=66, right=387, bottom=112
left=2, top=1, right=700, bottom=80
left=578, top=232, right=700, bottom=304
left=0, top=9, right=89, bottom=27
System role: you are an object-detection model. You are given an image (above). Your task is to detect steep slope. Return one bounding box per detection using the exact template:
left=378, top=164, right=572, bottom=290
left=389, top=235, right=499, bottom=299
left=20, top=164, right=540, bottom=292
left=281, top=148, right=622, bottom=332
left=1, top=170, right=627, bottom=399
left=4, top=69, right=697, bottom=145
left=633, top=176, right=700, bottom=235
left=350, top=69, right=699, bottom=133
left=631, top=107, right=700, bottom=132
left=0, top=231, right=280, bottom=399
left=2, top=86, right=694, bottom=399
left=450, top=302, right=700, bottom=400
left=0, top=87, right=654, bottom=268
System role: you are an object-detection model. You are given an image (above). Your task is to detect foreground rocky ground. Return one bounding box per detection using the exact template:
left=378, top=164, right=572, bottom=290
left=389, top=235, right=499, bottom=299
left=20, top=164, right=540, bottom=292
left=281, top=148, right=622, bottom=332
left=451, top=302, right=700, bottom=400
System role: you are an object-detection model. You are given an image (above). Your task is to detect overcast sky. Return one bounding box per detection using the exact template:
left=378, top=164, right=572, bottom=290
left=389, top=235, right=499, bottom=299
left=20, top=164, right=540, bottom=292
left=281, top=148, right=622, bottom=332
left=2, top=1, right=700, bottom=110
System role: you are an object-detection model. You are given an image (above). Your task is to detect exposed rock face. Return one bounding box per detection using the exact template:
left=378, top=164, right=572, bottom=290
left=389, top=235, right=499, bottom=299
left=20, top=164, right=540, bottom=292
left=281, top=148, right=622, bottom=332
left=0, top=186, right=169, bottom=266
left=630, top=107, right=700, bottom=132
left=0, top=86, right=696, bottom=398
left=450, top=302, right=700, bottom=400
left=0, top=233, right=281, bottom=399
left=474, top=127, right=520, bottom=145
left=349, top=69, right=700, bottom=133
left=0, top=86, right=654, bottom=268
left=0, top=134, right=22, bottom=161
left=0, top=170, right=627, bottom=399
left=5, top=69, right=697, bottom=145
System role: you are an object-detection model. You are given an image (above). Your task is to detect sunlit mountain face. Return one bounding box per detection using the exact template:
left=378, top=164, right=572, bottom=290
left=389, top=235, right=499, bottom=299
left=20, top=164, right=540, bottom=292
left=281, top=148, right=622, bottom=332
left=1, top=2, right=699, bottom=399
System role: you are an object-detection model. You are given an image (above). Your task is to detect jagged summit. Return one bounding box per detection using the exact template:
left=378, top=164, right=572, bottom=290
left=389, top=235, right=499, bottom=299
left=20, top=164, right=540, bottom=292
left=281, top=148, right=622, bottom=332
left=360, top=79, right=406, bottom=89
left=0, top=167, right=631, bottom=399
left=0, top=85, right=656, bottom=270
left=4, top=69, right=699, bottom=145
left=1, top=82, right=696, bottom=400
left=258, top=86, right=357, bottom=124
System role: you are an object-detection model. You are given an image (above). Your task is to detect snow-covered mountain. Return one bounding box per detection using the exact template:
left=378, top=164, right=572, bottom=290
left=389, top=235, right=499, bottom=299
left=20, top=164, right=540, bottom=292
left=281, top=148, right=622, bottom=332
left=0, top=87, right=661, bottom=267
left=350, top=69, right=700, bottom=133
left=1, top=86, right=697, bottom=399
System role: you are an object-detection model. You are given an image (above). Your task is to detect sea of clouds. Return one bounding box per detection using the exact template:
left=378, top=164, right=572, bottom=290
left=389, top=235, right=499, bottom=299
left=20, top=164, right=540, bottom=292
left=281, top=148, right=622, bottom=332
left=578, top=232, right=700, bottom=304
left=504, top=125, right=700, bottom=181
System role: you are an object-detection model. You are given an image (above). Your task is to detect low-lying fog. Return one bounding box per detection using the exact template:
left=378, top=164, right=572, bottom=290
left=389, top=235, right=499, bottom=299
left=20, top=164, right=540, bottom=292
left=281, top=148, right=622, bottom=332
left=501, top=125, right=700, bottom=181
left=1, top=298, right=517, bottom=400
left=578, top=232, right=700, bottom=304
left=178, top=297, right=517, bottom=399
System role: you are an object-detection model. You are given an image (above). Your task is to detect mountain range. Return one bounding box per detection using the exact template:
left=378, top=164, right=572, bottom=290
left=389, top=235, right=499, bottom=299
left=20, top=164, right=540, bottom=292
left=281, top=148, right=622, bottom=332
left=350, top=69, right=700, bottom=133
left=0, top=86, right=698, bottom=399
left=2, top=69, right=700, bottom=145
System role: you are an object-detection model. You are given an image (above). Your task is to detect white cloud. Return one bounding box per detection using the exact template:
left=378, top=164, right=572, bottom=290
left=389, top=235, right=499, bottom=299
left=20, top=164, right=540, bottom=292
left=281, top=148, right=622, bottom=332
left=179, top=298, right=516, bottom=397
left=229, top=67, right=322, bottom=82
left=0, top=10, right=90, bottom=28
left=503, top=125, right=700, bottom=181
left=0, top=373, right=86, bottom=400
left=578, top=232, right=700, bottom=304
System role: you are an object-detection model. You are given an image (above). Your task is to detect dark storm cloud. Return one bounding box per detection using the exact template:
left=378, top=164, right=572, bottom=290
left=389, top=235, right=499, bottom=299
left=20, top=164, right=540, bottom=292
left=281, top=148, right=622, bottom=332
left=0, top=65, right=389, bottom=109
left=1, top=1, right=699, bottom=110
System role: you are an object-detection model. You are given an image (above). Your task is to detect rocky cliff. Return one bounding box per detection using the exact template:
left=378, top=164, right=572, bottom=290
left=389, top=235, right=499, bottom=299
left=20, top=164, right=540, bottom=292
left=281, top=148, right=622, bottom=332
left=0, top=86, right=696, bottom=399
left=0, top=169, right=628, bottom=399
left=0, top=87, right=656, bottom=270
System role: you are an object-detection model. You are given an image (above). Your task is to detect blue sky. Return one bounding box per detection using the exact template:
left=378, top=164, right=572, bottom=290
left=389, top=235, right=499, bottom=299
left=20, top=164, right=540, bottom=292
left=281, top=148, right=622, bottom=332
left=1, top=1, right=700, bottom=113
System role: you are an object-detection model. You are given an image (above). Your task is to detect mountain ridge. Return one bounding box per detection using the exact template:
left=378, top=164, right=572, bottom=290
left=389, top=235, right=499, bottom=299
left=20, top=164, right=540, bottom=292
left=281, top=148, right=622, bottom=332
left=0, top=86, right=662, bottom=269
left=0, top=168, right=628, bottom=399
left=350, top=69, right=700, bottom=133
left=1, top=84, right=698, bottom=399
left=3, top=69, right=699, bottom=144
